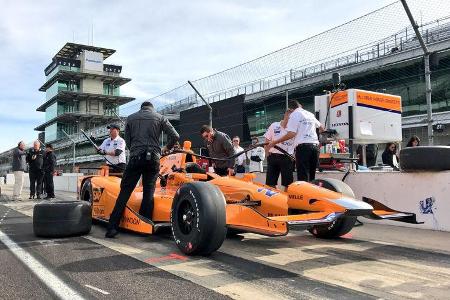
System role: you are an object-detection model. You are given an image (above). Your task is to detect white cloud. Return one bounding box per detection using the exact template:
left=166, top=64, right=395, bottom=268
left=0, top=0, right=426, bottom=152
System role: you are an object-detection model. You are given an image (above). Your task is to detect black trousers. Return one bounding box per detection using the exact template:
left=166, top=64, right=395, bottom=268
left=108, top=153, right=160, bottom=230
left=44, top=172, right=55, bottom=197
left=214, top=167, right=229, bottom=176
left=29, top=170, right=44, bottom=196
left=266, top=153, right=294, bottom=187
left=295, top=144, right=319, bottom=182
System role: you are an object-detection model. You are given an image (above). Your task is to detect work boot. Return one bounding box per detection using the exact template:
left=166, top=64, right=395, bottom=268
left=105, top=228, right=119, bottom=238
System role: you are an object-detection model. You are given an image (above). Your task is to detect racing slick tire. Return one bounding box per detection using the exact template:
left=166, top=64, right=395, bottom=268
left=171, top=182, right=227, bottom=256
left=311, top=178, right=355, bottom=198
left=400, top=146, right=450, bottom=171
left=308, top=178, right=356, bottom=239
left=33, top=200, right=92, bottom=238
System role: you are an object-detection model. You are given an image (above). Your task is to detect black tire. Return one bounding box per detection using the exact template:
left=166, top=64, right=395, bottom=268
left=171, top=182, right=226, bottom=255
left=400, top=146, right=450, bottom=171
left=33, top=200, right=92, bottom=238
left=80, top=178, right=94, bottom=205
left=308, top=178, right=356, bottom=238
left=311, top=178, right=355, bottom=198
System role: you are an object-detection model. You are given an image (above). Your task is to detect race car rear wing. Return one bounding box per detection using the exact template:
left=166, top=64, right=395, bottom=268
left=362, top=197, right=423, bottom=224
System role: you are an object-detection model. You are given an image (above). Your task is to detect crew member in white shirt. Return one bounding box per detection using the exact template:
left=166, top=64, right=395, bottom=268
left=232, top=136, right=246, bottom=174
left=248, top=137, right=265, bottom=173
left=97, top=124, right=127, bottom=172
left=264, top=109, right=295, bottom=190
left=267, top=100, right=324, bottom=182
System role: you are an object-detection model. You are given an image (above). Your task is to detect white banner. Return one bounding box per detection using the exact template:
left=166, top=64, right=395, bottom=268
left=84, top=50, right=103, bottom=72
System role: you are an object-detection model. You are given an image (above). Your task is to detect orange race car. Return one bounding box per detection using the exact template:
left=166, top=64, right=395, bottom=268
left=78, top=141, right=420, bottom=256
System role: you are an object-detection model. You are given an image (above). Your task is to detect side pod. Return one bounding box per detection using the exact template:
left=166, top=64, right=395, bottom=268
left=362, top=197, right=423, bottom=224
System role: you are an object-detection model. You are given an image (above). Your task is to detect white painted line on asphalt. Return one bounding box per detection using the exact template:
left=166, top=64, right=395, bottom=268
left=0, top=229, right=85, bottom=300
left=85, top=284, right=110, bottom=295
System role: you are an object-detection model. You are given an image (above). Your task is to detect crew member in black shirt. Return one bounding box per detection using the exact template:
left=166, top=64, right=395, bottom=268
left=106, top=101, right=179, bottom=238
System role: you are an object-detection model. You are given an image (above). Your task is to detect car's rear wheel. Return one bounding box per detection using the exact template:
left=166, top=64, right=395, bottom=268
left=171, top=182, right=226, bottom=255
left=308, top=178, right=356, bottom=238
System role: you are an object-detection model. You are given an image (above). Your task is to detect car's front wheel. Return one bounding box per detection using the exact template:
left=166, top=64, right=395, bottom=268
left=171, top=182, right=226, bottom=255
left=308, top=178, right=356, bottom=238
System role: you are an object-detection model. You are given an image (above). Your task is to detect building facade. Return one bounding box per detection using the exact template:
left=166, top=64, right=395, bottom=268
left=166, top=19, right=450, bottom=149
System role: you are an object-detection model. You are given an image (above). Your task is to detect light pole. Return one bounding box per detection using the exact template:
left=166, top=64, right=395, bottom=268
left=400, top=0, right=433, bottom=145
left=61, top=129, right=76, bottom=172
left=188, top=80, right=212, bottom=128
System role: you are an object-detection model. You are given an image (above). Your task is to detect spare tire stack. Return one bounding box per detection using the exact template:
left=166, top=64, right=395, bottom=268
left=400, top=146, right=450, bottom=171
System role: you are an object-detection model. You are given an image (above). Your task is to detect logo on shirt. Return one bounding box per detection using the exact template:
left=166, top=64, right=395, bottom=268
left=336, top=110, right=342, bottom=118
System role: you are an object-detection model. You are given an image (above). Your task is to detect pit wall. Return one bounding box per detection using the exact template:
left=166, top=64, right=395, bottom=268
left=3, top=173, right=81, bottom=193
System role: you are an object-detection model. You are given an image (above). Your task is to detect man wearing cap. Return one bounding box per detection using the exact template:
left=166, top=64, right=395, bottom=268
left=97, top=124, right=127, bottom=172
left=43, top=143, right=57, bottom=199
left=105, top=101, right=179, bottom=238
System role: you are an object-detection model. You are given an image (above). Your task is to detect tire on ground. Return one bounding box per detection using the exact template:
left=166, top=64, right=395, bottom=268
left=171, top=182, right=227, bottom=256
left=33, top=200, right=92, bottom=238
left=400, top=146, right=450, bottom=171
left=308, top=178, right=356, bottom=238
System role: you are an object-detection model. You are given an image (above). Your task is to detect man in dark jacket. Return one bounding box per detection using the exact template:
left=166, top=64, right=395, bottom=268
left=26, top=140, right=45, bottom=199
left=200, top=125, right=235, bottom=176
left=106, top=101, right=179, bottom=238
left=12, top=141, right=27, bottom=200
left=43, top=143, right=57, bottom=199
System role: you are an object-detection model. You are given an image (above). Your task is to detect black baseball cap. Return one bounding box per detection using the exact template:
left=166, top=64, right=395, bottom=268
left=107, top=124, right=120, bottom=130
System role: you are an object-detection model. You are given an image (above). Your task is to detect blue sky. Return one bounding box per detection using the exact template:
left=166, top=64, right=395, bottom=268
left=0, top=0, right=395, bottom=152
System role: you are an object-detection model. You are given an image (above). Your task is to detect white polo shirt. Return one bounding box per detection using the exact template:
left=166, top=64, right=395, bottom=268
left=99, top=136, right=126, bottom=165
left=233, top=145, right=245, bottom=166
left=286, top=108, right=321, bottom=146
left=264, top=121, right=294, bottom=154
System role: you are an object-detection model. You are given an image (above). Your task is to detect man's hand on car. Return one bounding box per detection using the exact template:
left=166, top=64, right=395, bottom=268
left=228, top=168, right=235, bottom=176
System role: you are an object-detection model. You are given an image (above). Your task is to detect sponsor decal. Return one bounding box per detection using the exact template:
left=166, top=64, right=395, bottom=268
left=122, top=216, right=141, bottom=225
left=93, top=205, right=105, bottom=216
left=419, top=197, right=435, bottom=214
left=330, top=91, right=348, bottom=108
left=356, top=91, right=401, bottom=113
left=257, top=188, right=278, bottom=197
left=331, top=122, right=349, bottom=127
left=92, top=187, right=103, bottom=202
left=288, top=194, right=303, bottom=200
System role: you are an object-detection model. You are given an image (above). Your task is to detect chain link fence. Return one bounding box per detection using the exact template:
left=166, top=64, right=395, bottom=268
left=2, top=0, right=450, bottom=173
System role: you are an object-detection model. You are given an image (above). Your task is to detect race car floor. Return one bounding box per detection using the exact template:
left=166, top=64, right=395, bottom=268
left=1, top=198, right=450, bottom=299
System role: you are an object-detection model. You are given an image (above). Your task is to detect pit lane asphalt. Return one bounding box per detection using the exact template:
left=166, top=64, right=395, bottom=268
left=0, top=204, right=229, bottom=300
left=1, top=200, right=450, bottom=299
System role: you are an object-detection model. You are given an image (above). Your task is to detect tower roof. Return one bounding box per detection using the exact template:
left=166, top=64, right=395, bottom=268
left=54, top=42, right=116, bottom=60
